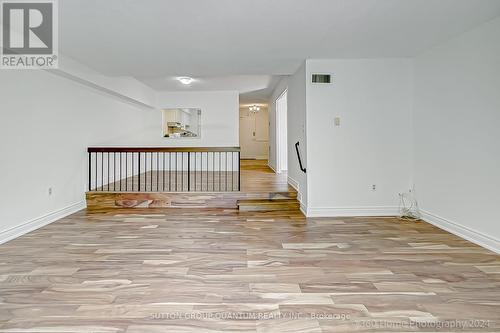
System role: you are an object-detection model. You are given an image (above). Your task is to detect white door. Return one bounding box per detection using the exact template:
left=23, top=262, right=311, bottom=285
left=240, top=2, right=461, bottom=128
left=239, top=109, right=269, bottom=159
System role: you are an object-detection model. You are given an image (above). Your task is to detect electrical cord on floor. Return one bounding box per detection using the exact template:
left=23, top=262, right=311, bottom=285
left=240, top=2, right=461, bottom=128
left=398, top=190, right=421, bottom=221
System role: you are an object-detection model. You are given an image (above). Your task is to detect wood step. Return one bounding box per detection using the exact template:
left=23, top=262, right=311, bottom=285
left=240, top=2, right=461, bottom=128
left=86, top=191, right=298, bottom=210
left=237, top=199, right=300, bottom=212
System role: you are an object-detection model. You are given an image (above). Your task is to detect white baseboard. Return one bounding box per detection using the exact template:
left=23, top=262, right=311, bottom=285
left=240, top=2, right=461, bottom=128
left=306, top=206, right=399, bottom=217
left=420, top=210, right=500, bottom=254
left=300, top=201, right=308, bottom=216
left=241, top=155, right=268, bottom=160
left=268, top=163, right=277, bottom=173
left=287, top=177, right=299, bottom=192
left=0, top=201, right=86, bottom=245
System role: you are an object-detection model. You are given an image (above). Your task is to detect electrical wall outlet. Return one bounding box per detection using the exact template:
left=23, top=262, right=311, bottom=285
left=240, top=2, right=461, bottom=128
left=372, top=184, right=376, bottom=191
left=48, top=187, right=53, bottom=196
left=334, top=117, right=341, bottom=126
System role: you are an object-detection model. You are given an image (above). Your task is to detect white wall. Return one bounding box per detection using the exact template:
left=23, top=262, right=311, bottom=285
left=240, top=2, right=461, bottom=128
left=0, top=70, right=158, bottom=242
left=413, top=17, right=500, bottom=252
left=239, top=107, right=269, bottom=159
left=287, top=62, right=308, bottom=206
left=268, top=77, right=289, bottom=171
left=305, top=59, right=413, bottom=216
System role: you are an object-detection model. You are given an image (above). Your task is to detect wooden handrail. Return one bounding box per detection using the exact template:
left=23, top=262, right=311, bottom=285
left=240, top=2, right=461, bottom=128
left=88, top=147, right=240, bottom=153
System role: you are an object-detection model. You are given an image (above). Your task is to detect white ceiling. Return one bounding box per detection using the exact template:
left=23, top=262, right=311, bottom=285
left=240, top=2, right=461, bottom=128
left=59, top=0, right=500, bottom=100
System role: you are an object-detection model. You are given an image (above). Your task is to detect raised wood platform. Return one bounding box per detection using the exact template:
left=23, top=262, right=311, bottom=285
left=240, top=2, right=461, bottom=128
left=86, top=191, right=297, bottom=209
left=237, top=198, right=300, bottom=212
left=86, top=160, right=301, bottom=212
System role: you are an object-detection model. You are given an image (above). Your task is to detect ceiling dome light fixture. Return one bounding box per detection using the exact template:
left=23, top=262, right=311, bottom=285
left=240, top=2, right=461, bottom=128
left=178, top=77, right=194, bottom=85
left=249, top=105, right=260, bottom=113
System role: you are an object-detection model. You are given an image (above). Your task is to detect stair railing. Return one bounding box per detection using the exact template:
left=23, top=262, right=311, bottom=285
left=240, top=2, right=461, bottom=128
left=87, top=147, right=240, bottom=192
left=295, top=141, right=306, bottom=173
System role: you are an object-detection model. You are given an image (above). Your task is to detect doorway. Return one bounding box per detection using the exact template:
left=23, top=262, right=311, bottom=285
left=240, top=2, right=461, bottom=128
left=239, top=105, right=269, bottom=160
left=275, top=90, right=288, bottom=173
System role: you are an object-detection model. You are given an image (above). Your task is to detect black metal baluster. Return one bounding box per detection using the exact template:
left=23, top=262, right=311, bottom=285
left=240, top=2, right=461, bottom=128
left=225, top=152, right=228, bottom=191
left=107, top=152, right=109, bottom=191
left=125, top=152, right=128, bottom=191
left=130, top=152, right=133, bottom=191
left=156, top=152, right=159, bottom=192
left=187, top=152, right=190, bottom=191
left=163, top=152, right=165, bottom=192
left=137, top=152, right=141, bottom=192
left=231, top=152, right=234, bottom=191
left=88, top=152, right=91, bottom=191
left=219, top=152, right=221, bottom=191
left=113, top=152, right=116, bottom=191
left=119, top=153, right=122, bottom=191
left=100, top=152, right=103, bottom=191
left=238, top=151, right=241, bottom=191
left=95, top=152, right=97, bottom=191
left=169, top=153, right=171, bottom=191
left=206, top=152, right=208, bottom=192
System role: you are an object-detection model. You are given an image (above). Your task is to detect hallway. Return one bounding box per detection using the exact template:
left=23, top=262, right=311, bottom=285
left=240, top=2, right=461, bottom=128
left=240, top=159, right=293, bottom=193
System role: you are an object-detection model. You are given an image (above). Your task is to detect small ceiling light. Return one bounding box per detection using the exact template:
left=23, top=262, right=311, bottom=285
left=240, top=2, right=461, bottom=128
left=178, top=77, right=194, bottom=85
left=249, top=105, right=260, bottom=113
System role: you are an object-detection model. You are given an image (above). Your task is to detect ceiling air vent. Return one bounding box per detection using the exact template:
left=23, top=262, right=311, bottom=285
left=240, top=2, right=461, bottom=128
left=312, top=74, right=331, bottom=83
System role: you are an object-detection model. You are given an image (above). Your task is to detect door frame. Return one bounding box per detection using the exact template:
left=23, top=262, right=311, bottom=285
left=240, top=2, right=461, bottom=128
left=275, top=89, right=288, bottom=173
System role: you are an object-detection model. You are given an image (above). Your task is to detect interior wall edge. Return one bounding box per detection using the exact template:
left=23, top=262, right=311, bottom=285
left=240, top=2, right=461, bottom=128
left=48, top=70, right=157, bottom=110
left=0, top=201, right=86, bottom=245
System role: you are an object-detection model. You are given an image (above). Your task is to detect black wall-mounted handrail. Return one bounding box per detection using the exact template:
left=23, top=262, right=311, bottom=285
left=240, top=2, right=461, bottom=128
left=295, top=141, right=306, bottom=173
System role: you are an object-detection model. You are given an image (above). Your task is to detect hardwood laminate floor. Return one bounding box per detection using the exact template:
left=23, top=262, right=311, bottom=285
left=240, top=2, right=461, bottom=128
left=1, top=209, right=499, bottom=332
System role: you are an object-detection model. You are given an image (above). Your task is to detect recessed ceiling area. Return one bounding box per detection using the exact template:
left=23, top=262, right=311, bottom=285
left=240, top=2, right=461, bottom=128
left=140, top=75, right=275, bottom=91
left=139, top=74, right=284, bottom=106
